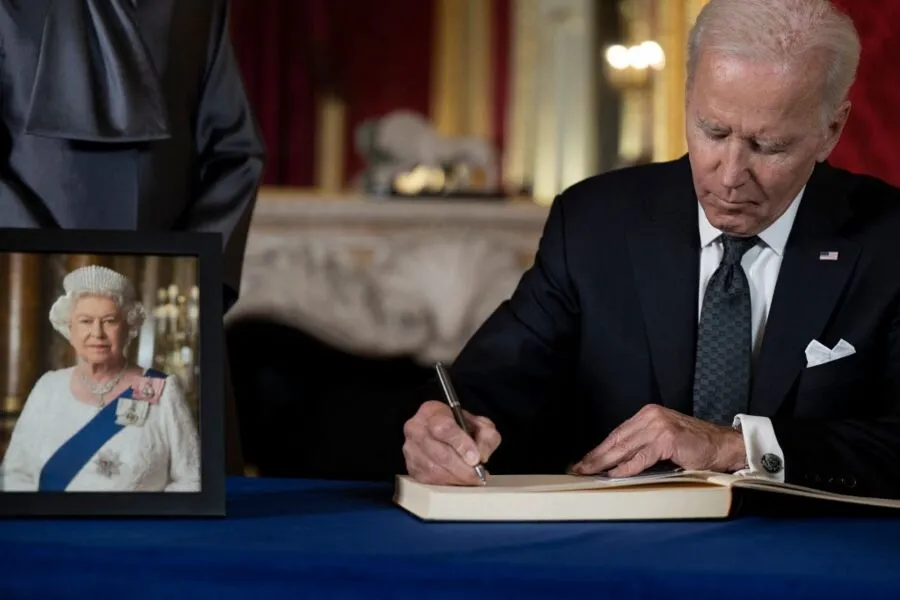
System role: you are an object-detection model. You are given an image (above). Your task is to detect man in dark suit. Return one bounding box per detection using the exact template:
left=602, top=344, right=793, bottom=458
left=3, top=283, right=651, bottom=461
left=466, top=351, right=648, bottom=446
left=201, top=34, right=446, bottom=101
left=0, top=0, right=263, bottom=473
left=401, top=0, right=900, bottom=499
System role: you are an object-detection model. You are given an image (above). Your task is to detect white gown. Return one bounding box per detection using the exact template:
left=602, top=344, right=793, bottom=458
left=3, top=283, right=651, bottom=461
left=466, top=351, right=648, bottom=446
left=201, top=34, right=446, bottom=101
left=0, top=367, right=201, bottom=492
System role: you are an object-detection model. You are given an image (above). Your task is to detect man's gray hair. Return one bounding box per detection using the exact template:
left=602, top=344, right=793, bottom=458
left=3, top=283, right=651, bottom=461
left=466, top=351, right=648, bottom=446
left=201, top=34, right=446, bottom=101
left=687, top=0, right=861, bottom=124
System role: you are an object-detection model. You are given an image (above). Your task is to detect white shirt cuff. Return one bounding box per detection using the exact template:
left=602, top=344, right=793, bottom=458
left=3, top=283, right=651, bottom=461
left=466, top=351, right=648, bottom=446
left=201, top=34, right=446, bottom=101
left=731, top=414, right=785, bottom=482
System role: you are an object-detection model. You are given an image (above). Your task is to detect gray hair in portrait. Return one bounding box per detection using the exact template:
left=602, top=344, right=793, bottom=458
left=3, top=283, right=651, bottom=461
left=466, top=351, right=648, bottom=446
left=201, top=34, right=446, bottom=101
left=48, top=265, right=147, bottom=353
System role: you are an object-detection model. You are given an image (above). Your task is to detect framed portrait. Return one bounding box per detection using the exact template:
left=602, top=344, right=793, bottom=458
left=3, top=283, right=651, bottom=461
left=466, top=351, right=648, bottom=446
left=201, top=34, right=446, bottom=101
left=0, top=229, right=226, bottom=516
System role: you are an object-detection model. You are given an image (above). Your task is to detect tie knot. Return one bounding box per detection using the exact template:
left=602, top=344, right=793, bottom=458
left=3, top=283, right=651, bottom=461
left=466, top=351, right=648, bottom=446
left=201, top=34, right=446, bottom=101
left=721, top=235, right=758, bottom=265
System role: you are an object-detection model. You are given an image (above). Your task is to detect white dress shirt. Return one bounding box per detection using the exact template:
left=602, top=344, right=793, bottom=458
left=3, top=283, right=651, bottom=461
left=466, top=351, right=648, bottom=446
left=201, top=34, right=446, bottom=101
left=696, top=187, right=805, bottom=481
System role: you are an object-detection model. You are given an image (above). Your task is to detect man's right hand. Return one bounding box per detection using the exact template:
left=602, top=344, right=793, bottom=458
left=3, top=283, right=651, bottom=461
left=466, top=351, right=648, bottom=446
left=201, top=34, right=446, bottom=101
left=402, top=400, right=501, bottom=485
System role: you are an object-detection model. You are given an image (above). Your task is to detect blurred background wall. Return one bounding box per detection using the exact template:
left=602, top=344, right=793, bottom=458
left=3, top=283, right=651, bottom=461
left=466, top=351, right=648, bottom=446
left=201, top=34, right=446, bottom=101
left=229, top=0, right=900, bottom=196
left=826, top=0, right=900, bottom=186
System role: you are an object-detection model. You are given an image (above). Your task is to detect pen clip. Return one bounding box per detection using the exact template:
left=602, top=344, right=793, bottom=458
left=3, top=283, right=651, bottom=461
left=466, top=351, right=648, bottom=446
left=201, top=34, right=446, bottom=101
left=435, top=362, right=467, bottom=428
left=435, top=362, right=461, bottom=408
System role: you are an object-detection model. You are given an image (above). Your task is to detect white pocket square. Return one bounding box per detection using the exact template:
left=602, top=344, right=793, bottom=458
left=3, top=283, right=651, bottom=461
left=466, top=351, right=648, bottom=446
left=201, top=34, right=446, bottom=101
left=805, top=338, right=855, bottom=368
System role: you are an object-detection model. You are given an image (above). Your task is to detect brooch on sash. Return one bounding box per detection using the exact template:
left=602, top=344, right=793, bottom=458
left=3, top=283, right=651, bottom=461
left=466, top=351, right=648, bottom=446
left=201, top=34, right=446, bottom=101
left=114, top=376, right=164, bottom=427
left=94, top=450, right=123, bottom=478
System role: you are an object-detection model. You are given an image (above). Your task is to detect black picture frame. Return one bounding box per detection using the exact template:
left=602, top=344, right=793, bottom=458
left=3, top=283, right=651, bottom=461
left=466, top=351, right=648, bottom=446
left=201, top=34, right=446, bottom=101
left=0, top=228, right=226, bottom=517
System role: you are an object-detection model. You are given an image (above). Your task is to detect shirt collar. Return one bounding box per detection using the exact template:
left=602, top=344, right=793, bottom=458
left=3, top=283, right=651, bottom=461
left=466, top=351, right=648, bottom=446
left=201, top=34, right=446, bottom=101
left=698, top=186, right=804, bottom=256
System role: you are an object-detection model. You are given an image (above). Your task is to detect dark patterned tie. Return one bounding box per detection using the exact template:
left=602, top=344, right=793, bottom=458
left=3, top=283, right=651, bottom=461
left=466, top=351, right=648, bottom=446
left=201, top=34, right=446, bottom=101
left=692, top=234, right=758, bottom=425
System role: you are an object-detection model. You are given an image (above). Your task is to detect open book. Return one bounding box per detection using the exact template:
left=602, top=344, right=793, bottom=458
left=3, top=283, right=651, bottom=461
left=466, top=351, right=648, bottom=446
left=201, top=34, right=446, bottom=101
left=394, top=469, right=900, bottom=521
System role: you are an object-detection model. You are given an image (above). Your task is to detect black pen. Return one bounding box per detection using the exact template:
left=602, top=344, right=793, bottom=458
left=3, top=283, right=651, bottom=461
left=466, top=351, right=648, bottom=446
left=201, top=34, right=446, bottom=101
left=434, top=361, right=488, bottom=484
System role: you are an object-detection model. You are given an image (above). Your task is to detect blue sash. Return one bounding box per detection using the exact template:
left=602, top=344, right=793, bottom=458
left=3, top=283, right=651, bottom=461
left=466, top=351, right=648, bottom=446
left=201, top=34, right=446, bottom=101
left=38, top=368, right=166, bottom=491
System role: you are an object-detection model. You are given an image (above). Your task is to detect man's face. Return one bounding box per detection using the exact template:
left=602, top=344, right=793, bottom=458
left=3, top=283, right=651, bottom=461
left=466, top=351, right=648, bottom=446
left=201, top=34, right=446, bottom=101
left=685, top=51, right=849, bottom=237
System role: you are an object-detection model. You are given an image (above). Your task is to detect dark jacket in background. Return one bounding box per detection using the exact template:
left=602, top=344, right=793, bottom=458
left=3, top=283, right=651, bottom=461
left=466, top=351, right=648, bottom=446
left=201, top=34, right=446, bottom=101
left=0, top=0, right=264, bottom=306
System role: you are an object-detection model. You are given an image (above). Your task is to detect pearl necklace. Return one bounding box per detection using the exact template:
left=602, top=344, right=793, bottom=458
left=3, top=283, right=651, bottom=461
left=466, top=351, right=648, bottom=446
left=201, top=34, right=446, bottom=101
left=78, top=366, right=127, bottom=409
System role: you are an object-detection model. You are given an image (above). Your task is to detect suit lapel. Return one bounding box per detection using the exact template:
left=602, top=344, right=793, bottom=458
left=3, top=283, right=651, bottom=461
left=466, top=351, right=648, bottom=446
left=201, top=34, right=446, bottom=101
left=749, top=162, right=859, bottom=415
left=627, top=157, right=699, bottom=415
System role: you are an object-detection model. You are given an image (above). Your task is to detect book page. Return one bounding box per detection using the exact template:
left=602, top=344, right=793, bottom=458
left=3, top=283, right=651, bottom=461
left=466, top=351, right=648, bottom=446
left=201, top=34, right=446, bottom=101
left=472, top=470, right=721, bottom=493
left=726, top=473, right=861, bottom=496
left=398, top=474, right=608, bottom=494
left=591, top=461, right=690, bottom=483
left=730, top=476, right=900, bottom=507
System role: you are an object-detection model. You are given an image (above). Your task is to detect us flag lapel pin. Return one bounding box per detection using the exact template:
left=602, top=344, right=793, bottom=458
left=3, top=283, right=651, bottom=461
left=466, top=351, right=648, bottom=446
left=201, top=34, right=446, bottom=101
left=819, top=250, right=839, bottom=261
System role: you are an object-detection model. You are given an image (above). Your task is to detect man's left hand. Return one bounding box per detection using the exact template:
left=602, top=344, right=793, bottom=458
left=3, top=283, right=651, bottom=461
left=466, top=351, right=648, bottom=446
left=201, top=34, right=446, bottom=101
left=571, top=404, right=747, bottom=477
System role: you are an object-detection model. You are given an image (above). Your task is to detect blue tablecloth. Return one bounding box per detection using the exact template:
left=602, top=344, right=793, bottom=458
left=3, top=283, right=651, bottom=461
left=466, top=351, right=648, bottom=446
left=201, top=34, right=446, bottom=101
left=1, top=476, right=899, bottom=599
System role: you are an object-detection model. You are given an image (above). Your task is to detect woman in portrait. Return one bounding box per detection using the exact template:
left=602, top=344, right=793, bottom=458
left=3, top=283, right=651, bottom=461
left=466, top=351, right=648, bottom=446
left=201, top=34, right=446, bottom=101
left=0, top=265, right=200, bottom=492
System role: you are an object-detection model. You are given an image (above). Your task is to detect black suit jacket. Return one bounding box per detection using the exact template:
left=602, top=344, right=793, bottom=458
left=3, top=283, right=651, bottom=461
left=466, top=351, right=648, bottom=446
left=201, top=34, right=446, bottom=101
left=0, top=0, right=264, bottom=304
left=431, top=156, right=900, bottom=499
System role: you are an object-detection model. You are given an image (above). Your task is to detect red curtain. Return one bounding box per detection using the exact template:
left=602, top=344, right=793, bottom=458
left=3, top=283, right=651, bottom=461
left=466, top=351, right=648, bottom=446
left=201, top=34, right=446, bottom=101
left=230, top=0, right=435, bottom=187
left=336, top=0, right=435, bottom=185
left=828, top=0, right=900, bottom=187
left=230, top=0, right=316, bottom=186
left=491, top=0, right=511, bottom=172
